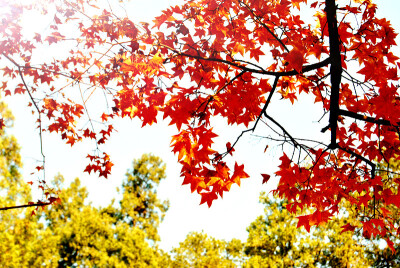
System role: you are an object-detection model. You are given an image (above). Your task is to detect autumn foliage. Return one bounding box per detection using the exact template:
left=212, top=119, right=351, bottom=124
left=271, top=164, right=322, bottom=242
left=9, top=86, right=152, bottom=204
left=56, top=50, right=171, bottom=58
left=1, top=0, right=400, bottom=249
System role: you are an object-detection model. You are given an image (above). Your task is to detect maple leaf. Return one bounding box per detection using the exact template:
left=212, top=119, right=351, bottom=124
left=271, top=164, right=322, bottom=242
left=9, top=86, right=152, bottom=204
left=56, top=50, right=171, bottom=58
left=285, top=48, right=304, bottom=73
left=231, top=162, right=249, bottom=186
left=386, top=238, right=395, bottom=253
left=54, top=15, right=62, bottom=24
left=177, top=24, right=189, bottom=36
left=249, top=47, right=265, bottom=62
left=4, top=0, right=400, bottom=246
left=261, top=174, right=270, bottom=184
left=226, top=142, right=235, bottom=155
left=48, top=196, right=61, bottom=204
left=189, top=176, right=207, bottom=193
left=341, top=223, right=357, bottom=234
left=297, top=215, right=311, bottom=232
left=45, top=32, right=65, bottom=44
left=291, top=0, right=305, bottom=10
left=84, top=164, right=94, bottom=174
left=200, top=192, right=218, bottom=207
left=83, top=128, right=96, bottom=139
left=66, top=135, right=76, bottom=146
left=35, top=166, right=44, bottom=171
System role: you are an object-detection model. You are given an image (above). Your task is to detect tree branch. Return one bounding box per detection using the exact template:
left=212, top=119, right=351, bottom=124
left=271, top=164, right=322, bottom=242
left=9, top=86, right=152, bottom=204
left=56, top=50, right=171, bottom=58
left=239, top=0, right=290, bottom=53
left=162, top=44, right=330, bottom=77
left=0, top=202, right=51, bottom=211
left=326, top=0, right=342, bottom=148
left=339, top=109, right=399, bottom=127
left=264, top=113, right=298, bottom=148
left=2, top=53, right=46, bottom=180
left=252, top=76, right=279, bottom=131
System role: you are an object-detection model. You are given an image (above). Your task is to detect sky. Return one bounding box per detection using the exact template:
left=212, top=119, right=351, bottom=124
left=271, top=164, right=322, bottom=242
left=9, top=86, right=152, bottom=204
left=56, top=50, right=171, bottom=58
left=3, top=0, right=400, bottom=251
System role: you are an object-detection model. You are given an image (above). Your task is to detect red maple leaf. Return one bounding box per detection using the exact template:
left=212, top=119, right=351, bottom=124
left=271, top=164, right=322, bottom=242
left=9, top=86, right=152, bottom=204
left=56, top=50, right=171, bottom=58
left=3, top=0, right=400, bottom=246
left=261, top=174, right=270, bottom=184
left=285, top=48, right=304, bottom=73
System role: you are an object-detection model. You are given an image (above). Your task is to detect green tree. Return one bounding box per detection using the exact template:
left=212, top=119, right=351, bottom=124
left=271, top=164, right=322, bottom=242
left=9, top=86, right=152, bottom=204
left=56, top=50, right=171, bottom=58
left=244, top=193, right=371, bottom=267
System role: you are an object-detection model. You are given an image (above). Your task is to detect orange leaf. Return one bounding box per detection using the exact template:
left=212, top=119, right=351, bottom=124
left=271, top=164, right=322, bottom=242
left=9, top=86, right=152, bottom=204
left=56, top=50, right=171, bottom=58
left=231, top=162, right=249, bottom=186
left=200, top=192, right=218, bottom=207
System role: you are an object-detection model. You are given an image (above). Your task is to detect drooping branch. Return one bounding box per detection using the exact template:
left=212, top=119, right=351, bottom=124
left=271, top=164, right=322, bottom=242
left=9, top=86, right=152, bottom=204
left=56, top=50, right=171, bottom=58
left=262, top=113, right=316, bottom=162
left=221, top=76, right=279, bottom=157
left=2, top=53, right=46, bottom=179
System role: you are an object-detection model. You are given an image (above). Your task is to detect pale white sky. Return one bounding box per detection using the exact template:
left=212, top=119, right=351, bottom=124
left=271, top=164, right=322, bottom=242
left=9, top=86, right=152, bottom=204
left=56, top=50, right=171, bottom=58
left=3, top=0, right=400, bottom=251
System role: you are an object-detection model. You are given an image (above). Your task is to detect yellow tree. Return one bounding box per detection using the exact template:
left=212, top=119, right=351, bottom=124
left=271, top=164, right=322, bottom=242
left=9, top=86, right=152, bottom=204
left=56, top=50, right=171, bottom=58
left=35, top=154, right=171, bottom=267
left=0, top=100, right=47, bottom=266
left=2, top=0, right=400, bottom=246
left=0, top=153, right=171, bottom=266
left=244, top=194, right=371, bottom=267
left=172, top=231, right=243, bottom=267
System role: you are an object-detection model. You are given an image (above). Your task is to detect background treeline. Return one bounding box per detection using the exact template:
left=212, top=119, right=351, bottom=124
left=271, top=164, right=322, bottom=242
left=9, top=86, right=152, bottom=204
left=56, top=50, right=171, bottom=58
left=0, top=102, right=399, bottom=267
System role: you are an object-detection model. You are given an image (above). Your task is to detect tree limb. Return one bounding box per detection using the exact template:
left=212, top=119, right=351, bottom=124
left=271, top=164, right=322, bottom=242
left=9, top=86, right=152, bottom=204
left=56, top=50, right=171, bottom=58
left=0, top=202, right=51, bottom=211
left=339, top=109, right=399, bottom=127
left=326, top=0, right=342, bottom=148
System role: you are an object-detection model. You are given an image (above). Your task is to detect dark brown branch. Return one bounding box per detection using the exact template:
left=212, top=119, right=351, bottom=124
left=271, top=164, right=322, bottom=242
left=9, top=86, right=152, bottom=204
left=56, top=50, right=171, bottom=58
left=239, top=0, right=290, bottom=53
left=252, top=76, right=279, bottom=131
left=196, top=71, right=246, bottom=116
left=336, top=144, right=376, bottom=178
left=0, top=202, right=51, bottom=211
left=262, top=114, right=316, bottom=162
left=221, top=76, right=278, bottom=157
left=264, top=114, right=298, bottom=147
left=163, top=45, right=331, bottom=77
left=339, top=109, right=399, bottom=127
left=326, top=0, right=342, bottom=148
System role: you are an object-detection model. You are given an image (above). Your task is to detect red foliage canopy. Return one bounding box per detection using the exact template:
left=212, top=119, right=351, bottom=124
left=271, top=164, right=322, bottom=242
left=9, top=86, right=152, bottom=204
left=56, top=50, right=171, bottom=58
left=1, top=0, right=400, bottom=248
